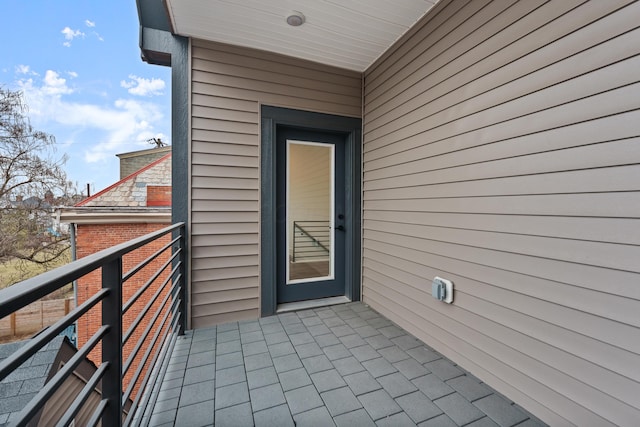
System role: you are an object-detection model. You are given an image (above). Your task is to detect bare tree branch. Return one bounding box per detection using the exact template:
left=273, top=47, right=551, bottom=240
left=1, top=86, right=74, bottom=279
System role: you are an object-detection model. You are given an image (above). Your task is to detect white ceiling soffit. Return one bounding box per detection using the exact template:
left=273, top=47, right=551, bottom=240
left=165, top=0, right=438, bottom=72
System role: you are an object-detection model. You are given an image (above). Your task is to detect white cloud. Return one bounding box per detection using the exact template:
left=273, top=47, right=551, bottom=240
left=61, top=27, right=84, bottom=40
left=84, top=21, right=104, bottom=41
left=120, top=75, right=166, bottom=97
left=67, top=71, right=78, bottom=78
left=42, top=70, right=73, bottom=95
left=16, top=64, right=37, bottom=75
left=61, top=27, right=85, bottom=46
left=17, top=71, right=167, bottom=163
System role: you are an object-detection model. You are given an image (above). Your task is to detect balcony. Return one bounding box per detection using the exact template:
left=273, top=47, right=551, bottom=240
left=0, top=224, right=545, bottom=426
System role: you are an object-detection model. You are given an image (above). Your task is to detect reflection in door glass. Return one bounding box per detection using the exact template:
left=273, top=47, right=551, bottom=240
left=287, top=140, right=334, bottom=283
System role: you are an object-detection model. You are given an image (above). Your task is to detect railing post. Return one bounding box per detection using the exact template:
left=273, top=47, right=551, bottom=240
left=102, top=257, right=123, bottom=426
left=293, top=222, right=297, bottom=262
left=178, top=224, right=187, bottom=335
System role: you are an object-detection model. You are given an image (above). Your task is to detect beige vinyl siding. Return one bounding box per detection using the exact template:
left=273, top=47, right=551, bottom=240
left=362, top=0, right=640, bottom=425
left=190, top=39, right=361, bottom=328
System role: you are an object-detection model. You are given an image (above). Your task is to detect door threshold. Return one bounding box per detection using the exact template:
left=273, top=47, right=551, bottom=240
left=276, top=296, right=351, bottom=313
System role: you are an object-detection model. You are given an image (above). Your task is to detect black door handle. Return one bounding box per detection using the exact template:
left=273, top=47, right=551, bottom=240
left=336, top=225, right=345, bottom=231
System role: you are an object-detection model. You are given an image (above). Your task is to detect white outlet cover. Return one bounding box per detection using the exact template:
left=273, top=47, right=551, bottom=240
left=435, top=277, right=454, bottom=304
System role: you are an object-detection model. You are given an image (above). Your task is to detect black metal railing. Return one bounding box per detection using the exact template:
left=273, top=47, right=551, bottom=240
left=292, top=221, right=330, bottom=262
left=0, top=222, right=186, bottom=427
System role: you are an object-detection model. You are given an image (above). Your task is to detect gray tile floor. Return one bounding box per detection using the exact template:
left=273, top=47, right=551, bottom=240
left=147, top=302, right=546, bottom=427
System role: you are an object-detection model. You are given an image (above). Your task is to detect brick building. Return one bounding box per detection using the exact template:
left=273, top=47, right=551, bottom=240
left=60, top=147, right=172, bottom=399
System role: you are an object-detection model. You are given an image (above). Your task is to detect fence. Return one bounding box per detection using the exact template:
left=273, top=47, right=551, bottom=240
left=0, top=297, right=74, bottom=339
left=0, top=222, right=186, bottom=426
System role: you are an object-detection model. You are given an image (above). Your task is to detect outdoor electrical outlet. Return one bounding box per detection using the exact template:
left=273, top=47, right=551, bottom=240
left=432, top=277, right=454, bottom=304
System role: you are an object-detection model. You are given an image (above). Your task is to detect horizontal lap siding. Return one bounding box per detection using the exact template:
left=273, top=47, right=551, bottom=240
left=190, top=39, right=361, bottom=329
left=362, top=0, right=640, bottom=425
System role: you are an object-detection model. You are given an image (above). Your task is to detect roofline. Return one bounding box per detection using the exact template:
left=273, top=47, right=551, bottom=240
left=76, top=153, right=172, bottom=207
left=116, top=145, right=171, bottom=159
left=136, top=0, right=172, bottom=32
left=137, top=0, right=174, bottom=66
left=59, top=210, right=171, bottom=225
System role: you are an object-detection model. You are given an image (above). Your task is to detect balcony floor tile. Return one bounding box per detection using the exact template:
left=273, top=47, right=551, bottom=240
left=147, top=302, right=545, bottom=427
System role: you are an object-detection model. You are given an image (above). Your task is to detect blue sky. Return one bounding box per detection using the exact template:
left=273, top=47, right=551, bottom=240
left=1, top=1, right=171, bottom=194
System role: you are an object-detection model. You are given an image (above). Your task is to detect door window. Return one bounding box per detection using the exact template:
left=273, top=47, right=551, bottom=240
left=286, top=140, right=335, bottom=284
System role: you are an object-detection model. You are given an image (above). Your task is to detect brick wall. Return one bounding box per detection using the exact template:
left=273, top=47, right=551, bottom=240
left=76, top=222, right=172, bottom=398
left=147, top=186, right=172, bottom=206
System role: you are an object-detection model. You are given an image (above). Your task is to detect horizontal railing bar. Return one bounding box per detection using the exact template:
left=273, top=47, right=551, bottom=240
left=293, top=256, right=330, bottom=259
left=0, top=222, right=185, bottom=318
left=126, top=318, right=180, bottom=427
left=56, top=362, right=109, bottom=427
left=294, top=232, right=329, bottom=236
left=87, top=399, right=108, bottom=427
left=126, top=277, right=179, bottom=372
left=296, top=251, right=329, bottom=262
left=293, top=253, right=331, bottom=258
left=125, top=314, right=180, bottom=427
left=123, top=263, right=180, bottom=345
left=293, top=224, right=329, bottom=253
left=123, top=294, right=180, bottom=406
left=124, top=312, right=179, bottom=427
left=129, top=312, right=180, bottom=427
left=123, top=278, right=178, bottom=375
left=12, top=325, right=109, bottom=427
left=122, top=236, right=179, bottom=283
left=122, top=286, right=182, bottom=376
left=123, top=249, right=180, bottom=315
left=293, top=257, right=330, bottom=260
left=0, top=288, right=109, bottom=383
left=296, top=246, right=326, bottom=253
left=294, top=221, right=329, bottom=223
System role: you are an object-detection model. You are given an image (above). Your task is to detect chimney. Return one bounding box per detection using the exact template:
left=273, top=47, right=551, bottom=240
left=116, top=146, right=171, bottom=179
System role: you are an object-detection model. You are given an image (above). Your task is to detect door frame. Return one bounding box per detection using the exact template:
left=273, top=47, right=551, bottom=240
left=261, top=105, right=362, bottom=316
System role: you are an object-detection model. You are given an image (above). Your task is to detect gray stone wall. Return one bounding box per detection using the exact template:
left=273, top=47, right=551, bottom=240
left=117, top=146, right=171, bottom=179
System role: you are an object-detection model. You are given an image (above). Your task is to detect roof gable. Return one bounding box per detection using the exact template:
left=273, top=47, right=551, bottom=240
left=77, top=153, right=171, bottom=208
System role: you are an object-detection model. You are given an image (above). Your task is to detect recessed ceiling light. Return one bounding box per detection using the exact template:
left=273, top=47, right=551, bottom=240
left=286, top=11, right=305, bottom=27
